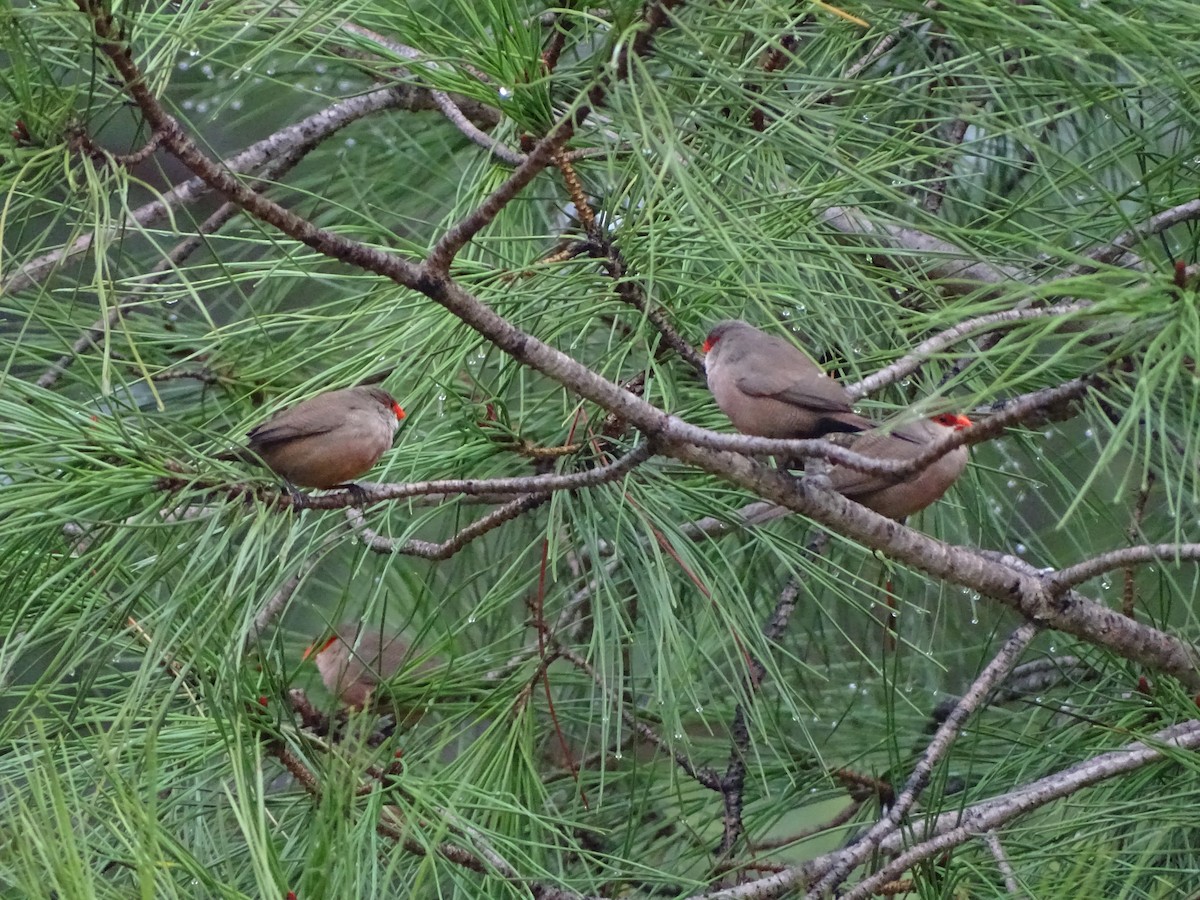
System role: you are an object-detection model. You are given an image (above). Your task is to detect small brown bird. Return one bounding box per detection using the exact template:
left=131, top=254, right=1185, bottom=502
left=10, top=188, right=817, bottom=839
left=305, top=625, right=422, bottom=710
left=702, top=320, right=869, bottom=438
left=225, top=386, right=404, bottom=489
left=828, top=413, right=971, bottom=519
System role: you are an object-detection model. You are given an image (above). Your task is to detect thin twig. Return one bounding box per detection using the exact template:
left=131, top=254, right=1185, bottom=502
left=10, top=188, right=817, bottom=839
left=748, top=800, right=863, bottom=851
left=68, top=125, right=165, bottom=167
left=244, top=532, right=343, bottom=651
left=716, top=577, right=804, bottom=859
left=540, top=7, right=574, bottom=74
left=929, top=655, right=1095, bottom=724
left=677, top=502, right=791, bottom=540
left=832, top=377, right=1095, bottom=480
left=592, top=239, right=706, bottom=374
left=840, top=2, right=938, bottom=82
left=1123, top=474, right=1155, bottom=618
left=431, top=89, right=526, bottom=164
left=346, top=494, right=549, bottom=559
left=1049, top=543, right=1200, bottom=594
left=290, top=442, right=653, bottom=509
left=1067, top=197, right=1200, bottom=272
left=982, top=831, right=1020, bottom=894
left=921, top=116, right=970, bottom=215
left=332, top=21, right=522, bottom=164
left=165, top=443, right=652, bottom=511
left=847, top=302, right=1093, bottom=399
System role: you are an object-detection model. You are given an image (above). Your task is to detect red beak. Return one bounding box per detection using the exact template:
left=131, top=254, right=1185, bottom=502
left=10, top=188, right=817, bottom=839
left=302, top=634, right=339, bottom=661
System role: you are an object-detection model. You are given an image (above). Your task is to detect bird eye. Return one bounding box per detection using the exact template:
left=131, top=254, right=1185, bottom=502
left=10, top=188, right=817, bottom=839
left=702, top=335, right=718, bottom=353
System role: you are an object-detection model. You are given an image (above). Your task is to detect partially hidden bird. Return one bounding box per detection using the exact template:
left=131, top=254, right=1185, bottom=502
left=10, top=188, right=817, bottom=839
left=828, top=412, right=971, bottom=519
left=222, top=385, right=404, bottom=490
left=304, top=624, right=427, bottom=711
left=702, top=319, right=870, bottom=438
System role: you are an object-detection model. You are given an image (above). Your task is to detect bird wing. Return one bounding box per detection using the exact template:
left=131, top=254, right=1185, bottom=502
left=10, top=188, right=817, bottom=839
left=830, top=422, right=929, bottom=495
left=769, top=379, right=857, bottom=414
left=246, top=405, right=343, bottom=448
left=734, top=359, right=855, bottom=414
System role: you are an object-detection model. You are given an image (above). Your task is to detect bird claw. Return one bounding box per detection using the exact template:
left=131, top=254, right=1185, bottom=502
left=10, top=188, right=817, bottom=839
left=282, top=482, right=307, bottom=506
left=336, top=482, right=369, bottom=507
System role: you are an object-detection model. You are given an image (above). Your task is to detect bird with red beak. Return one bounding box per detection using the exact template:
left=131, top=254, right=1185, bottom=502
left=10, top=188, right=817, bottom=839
left=828, top=412, right=972, bottom=519
left=304, top=624, right=425, bottom=712
left=224, top=385, right=404, bottom=490
left=702, top=319, right=870, bottom=439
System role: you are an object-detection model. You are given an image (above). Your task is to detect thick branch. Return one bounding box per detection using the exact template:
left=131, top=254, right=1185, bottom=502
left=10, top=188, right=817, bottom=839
left=660, top=440, right=1200, bottom=686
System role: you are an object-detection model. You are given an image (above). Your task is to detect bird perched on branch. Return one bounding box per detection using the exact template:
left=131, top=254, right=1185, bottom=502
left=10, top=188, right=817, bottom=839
left=702, top=319, right=870, bottom=438
left=828, top=413, right=972, bottom=519
left=220, top=385, right=404, bottom=490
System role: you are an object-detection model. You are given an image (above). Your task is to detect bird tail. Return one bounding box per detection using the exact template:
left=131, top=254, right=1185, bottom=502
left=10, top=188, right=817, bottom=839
left=821, top=412, right=873, bottom=435
left=215, top=446, right=262, bottom=466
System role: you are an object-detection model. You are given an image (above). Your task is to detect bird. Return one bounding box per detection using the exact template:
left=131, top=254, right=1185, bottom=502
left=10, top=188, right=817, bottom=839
left=304, top=624, right=425, bottom=711
left=222, top=385, right=404, bottom=490
left=828, top=412, right=971, bottom=519
left=702, top=319, right=870, bottom=439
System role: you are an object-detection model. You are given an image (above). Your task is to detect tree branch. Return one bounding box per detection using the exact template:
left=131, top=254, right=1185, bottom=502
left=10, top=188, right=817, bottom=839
left=820, top=206, right=1028, bottom=296
left=848, top=302, right=1094, bottom=399
left=3, top=84, right=427, bottom=294
left=681, top=721, right=1200, bottom=900
left=1069, top=197, right=1200, bottom=272
left=289, top=443, right=654, bottom=509
left=1049, top=543, right=1200, bottom=594
left=807, top=622, right=1040, bottom=896
left=346, top=494, right=549, bottom=559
